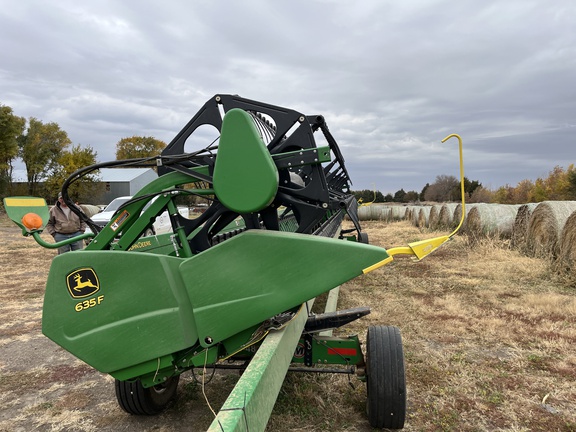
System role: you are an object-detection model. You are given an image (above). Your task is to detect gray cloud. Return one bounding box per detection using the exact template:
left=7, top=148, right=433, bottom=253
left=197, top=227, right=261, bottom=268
left=2, top=0, right=575, bottom=193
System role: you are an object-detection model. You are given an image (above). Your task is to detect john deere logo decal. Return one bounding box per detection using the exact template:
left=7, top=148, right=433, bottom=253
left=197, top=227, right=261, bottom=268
left=66, top=268, right=100, bottom=298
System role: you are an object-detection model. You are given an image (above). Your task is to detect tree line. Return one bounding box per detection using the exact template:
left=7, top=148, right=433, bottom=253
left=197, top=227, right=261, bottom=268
left=0, top=103, right=165, bottom=204
left=353, top=165, right=576, bottom=205
left=3, top=102, right=575, bottom=206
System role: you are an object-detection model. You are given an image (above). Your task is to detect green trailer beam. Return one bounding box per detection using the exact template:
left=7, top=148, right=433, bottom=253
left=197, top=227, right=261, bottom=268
left=207, top=298, right=315, bottom=432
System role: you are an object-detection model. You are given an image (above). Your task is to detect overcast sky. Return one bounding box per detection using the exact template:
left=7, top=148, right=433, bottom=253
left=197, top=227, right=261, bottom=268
left=1, top=0, right=575, bottom=194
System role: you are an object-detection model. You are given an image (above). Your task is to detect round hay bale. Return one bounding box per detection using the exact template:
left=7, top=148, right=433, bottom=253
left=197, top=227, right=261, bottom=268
left=466, top=204, right=521, bottom=239
left=555, top=211, right=576, bottom=277
left=79, top=204, right=102, bottom=218
left=417, top=206, right=432, bottom=228
left=453, top=203, right=478, bottom=234
left=408, top=206, right=421, bottom=226
left=389, top=205, right=406, bottom=221
left=438, top=203, right=458, bottom=229
left=403, top=206, right=417, bottom=221
left=358, top=204, right=390, bottom=221
left=427, top=204, right=443, bottom=229
left=526, top=201, right=576, bottom=259
left=510, top=203, right=539, bottom=252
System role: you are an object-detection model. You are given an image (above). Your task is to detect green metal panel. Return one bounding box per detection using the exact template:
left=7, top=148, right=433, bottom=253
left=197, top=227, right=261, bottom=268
left=3, top=196, right=49, bottom=235
left=42, top=251, right=198, bottom=375
left=180, top=230, right=389, bottom=347
left=213, top=108, right=279, bottom=214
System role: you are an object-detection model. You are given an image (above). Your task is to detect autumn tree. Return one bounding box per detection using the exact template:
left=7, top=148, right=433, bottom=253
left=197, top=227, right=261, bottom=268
left=544, top=165, right=571, bottom=200
left=424, top=175, right=459, bottom=202
left=44, top=145, right=103, bottom=203
left=115, top=136, right=166, bottom=160
left=469, top=186, right=493, bottom=203
left=531, top=177, right=547, bottom=202
left=0, top=105, right=25, bottom=197
left=492, top=185, right=516, bottom=204
left=511, top=179, right=535, bottom=203
left=18, top=118, right=71, bottom=195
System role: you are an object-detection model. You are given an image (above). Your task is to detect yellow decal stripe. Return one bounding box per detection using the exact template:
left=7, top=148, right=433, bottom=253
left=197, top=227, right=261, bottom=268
left=4, top=198, right=46, bottom=207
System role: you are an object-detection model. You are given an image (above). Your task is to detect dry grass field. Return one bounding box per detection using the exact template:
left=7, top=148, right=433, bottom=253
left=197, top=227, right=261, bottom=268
left=0, top=215, right=575, bottom=431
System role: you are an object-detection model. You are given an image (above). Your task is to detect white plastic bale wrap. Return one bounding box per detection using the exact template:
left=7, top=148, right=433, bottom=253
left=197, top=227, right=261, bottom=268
left=466, top=204, right=521, bottom=239
left=358, top=204, right=389, bottom=221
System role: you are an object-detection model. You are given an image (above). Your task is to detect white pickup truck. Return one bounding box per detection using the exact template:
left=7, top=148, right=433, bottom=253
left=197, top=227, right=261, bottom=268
left=89, top=196, right=190, bottom=236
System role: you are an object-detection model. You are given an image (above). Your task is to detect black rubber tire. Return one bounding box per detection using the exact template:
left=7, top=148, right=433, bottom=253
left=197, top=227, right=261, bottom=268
left=358, top=231, right=369, bottom=244
left=366, top=325, right=406, bottom=429
left=115, top=375, right=180, bottom=415
left=143, top=228, right=155, bottom=237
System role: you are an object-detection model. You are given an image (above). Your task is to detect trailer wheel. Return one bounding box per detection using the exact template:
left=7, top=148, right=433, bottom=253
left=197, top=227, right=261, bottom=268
left=115, top=375, right=180, bottom=415
left=358, top=232, right=369, bottom=244
left=365, top=325, right=406, bottom=429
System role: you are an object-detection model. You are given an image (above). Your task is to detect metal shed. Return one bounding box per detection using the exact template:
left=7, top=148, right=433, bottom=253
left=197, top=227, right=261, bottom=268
left=98, top=168, right=157, bottom=204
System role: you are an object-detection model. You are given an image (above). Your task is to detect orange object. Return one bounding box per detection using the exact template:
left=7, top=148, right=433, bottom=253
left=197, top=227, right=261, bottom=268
left=21, top=212, right=43, bottom=230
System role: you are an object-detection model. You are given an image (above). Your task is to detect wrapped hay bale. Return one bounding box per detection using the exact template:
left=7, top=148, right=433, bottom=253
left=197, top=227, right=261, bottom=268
left=79, top=204, right=101, bottom=218
left=438, top=203, right=458, bottom=229
left=358, top=204, right=390, bottom=221
left=389, top=205, right=406, bottom=221
left=403, top=206, right=417, bottom=221
left=408, top=206, right=421, bottom=226
left=427, top=204, right=444, bottom=229
left=555, top=211, right=576, bottom=277
left=510, top=203, right=539, bottom=251
left=466, top=204, right=521, bottom=239
left=453, top=203, right=477, bottom=233
left=417, top=206, right=432, bottom=228
left=526, top=201, right=576, bottom=259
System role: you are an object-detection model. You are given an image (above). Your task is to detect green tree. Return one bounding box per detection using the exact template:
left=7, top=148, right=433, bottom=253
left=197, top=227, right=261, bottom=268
left=116, top=136, right=166, bottom=160
left=44, top=145, right=103, bottom=203
left=451, top=177, right=482, bottom=201
left=393, top=188, right=406, bottom=203
left=567, top=166, right=576, bottom=200
left=18, top=118, right=71, bottom=195
left=419, top=183, right=430, bottom=201
left=0, top=105, right=25, bottom=196
left=404, top=190, right=419, bottom=202
left=352, top=189, right=386, bottom=204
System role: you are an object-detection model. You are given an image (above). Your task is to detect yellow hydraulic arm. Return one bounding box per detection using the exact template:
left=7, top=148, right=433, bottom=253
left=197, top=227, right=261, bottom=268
left=363, top=134, right=466, bottom=274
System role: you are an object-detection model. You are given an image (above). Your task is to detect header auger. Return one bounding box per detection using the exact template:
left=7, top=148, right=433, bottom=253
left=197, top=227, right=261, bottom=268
left=4, top=95, right=466, bottom=430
